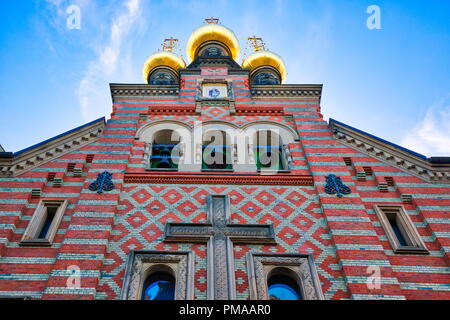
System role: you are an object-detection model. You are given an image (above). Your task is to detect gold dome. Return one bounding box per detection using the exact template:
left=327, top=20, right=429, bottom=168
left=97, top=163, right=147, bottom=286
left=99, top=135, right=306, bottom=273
left=186, top=23, right=240, bottom=63
left=242, top=51, right=287, bottom=82
left=142, top=51, right=186, bottom=82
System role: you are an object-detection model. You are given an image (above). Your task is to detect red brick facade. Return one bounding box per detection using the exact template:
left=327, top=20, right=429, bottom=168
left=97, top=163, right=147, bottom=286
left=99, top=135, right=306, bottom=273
left=0, top=25, right=449, bottom=300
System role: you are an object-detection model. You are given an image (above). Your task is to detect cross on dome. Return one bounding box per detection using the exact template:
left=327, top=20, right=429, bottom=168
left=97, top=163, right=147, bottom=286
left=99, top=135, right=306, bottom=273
left=204, top=17, right=220, bottom=24
left=248, top=36, right=266, bottom=52
left=161, top=37, right=179, bottom=52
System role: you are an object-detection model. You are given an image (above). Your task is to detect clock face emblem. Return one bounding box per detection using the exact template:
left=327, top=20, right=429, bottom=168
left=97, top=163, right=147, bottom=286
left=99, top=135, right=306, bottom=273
left=209, top=88, right=220, bottom=98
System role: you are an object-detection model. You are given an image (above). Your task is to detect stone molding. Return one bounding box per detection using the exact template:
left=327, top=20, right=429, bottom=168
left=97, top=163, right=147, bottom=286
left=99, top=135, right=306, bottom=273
left=250, top=84, right=322, bottom=98
left=110, top=84, right=180, bottom=101
left=162, top=195, right=276, bottom=300
left=374, top=205, right=429, bottom=254
left=0, top=119, right=105, bottom=178
left=124, top=172, right=314, bottom=186
left=246, top=252, right=324, bottom=300
left=120, top=250, right=194, bottom=300
left=330, top=119, right=450, bottom=183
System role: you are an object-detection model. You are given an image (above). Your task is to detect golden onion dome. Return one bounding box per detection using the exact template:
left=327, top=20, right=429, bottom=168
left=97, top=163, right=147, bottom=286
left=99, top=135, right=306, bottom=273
left=142, top=51, right=186, bottom=83
left=186, top=23, right=240, bottom=63
left=242, top=50, right=287, bottom=82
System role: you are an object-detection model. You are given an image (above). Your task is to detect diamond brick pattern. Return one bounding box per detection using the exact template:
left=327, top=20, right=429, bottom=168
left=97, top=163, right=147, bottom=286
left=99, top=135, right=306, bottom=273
left=92, top=184, right=348, bottom=300
left=1, top=60, right=448, bottom=302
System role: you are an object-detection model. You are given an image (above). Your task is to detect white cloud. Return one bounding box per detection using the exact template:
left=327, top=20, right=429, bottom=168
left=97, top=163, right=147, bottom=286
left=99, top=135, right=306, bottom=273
left=77, top=0, right=144, bottom=120
left=402, top=96, right=450, bottom=157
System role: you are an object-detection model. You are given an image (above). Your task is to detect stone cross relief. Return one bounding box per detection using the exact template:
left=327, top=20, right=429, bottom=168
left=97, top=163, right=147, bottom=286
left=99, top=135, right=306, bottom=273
left=164, top=195, right=276, bottom=300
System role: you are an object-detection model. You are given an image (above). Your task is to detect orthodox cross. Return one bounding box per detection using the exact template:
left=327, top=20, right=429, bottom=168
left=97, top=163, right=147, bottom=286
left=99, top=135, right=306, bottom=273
left=205, top=17, right=220, bottom=24
left=162, top=37, right=179, bottom=52
left=164, top=195, right=276, bottom=300
left=88, top=171, right=114, bottom=194
left=324, top=174, right=351, bottom=198
left=248, top=35, right=266, bottom=52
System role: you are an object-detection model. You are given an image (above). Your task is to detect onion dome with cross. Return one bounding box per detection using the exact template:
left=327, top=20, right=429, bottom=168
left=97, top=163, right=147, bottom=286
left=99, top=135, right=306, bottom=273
left=142, top=38, right=186, bottom=84
left=186, top=18, right=241, bottom=63
left=242, top=36, right=287, bottom=85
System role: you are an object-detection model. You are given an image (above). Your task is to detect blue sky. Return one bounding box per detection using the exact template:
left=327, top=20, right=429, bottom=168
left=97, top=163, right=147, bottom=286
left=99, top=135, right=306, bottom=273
left=1, top=0, right=449, bottom=156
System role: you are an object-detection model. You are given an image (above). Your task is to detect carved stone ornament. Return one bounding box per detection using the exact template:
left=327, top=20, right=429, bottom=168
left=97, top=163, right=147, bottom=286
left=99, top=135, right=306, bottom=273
left=324, top=174, right=351, bottom=198
left=163, top=195, right=276, bottom=300
left=246, top=252, right=324, bottom=300
left=120, top=250, right=194, bottom=300
left=88, top=171, right=115, bottom=194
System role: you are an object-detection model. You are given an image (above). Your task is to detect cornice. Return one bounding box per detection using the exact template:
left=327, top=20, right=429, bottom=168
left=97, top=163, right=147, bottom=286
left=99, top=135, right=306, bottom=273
left=0, top=118, right=105, bottom=178
left=250, top=84, right=323, bottom=99
left=124, top=172, right=314, bottom=186
left=329, top=119, right=450, bottom=183
left=110, top=84, right=180, bottom=101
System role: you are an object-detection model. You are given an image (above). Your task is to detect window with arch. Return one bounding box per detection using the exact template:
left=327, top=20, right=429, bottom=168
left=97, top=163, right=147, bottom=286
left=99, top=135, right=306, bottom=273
left=254, top=130, right=287, bottom=171
left=148, top=67, right=178, bottom=85
left=202, top=130, right=233, bottom=171
left=142, top=270, right=176, bottom=300
left=121, top=251, right=194, bottom=300
left=196, top=41, right=231, bottom=58
left=247, top=253, right=323, bottom=300
left=150, top=129, right=181, bottom=170
left=251, top=67, right=281, bottom=85
left=267, top=268, right=302, bottom=300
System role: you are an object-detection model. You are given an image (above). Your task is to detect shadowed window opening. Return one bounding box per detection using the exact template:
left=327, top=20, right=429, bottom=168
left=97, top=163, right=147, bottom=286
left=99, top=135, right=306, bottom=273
left=268, top=273, right=302, bottom=300
left=386, top=212, right=411, bottom=247
left=150, top=130, right=180, bottom=170
left=142, top=272, right=175, bottom=300
left=37, top=206, right=57, bottom=239
left=202, top=130, right=233, bottom=171
left=255, top=130, right=284, bottom=171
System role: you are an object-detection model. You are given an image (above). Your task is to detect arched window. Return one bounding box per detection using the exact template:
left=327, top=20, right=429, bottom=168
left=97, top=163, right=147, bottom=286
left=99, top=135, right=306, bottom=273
left=251, top=67, right=281, bottom=85
left=150, top=129, right=180, bottom=170
left=267, top=268, right=302, bottom=300
left=148, top=67, right=178, bottom=85
left=141, top=271, right=176, bottom=300
left=196, top=41, right=231, bottom=58
left=202, top=130, right=233, bottom=171
left=254, top=130, right=286, bottom=171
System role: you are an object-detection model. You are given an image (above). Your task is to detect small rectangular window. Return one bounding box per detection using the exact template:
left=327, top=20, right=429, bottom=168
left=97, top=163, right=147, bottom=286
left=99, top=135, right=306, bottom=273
left=374, top=205, right=428, bottom=254
left=20, top=200, right=68, bottom=246
left=37, top=205, right=57, bottom=239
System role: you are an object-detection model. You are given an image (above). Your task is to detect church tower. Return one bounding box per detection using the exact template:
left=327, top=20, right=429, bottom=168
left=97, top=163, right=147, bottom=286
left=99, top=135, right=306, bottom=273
left=0, top=19, right=449, bottom=301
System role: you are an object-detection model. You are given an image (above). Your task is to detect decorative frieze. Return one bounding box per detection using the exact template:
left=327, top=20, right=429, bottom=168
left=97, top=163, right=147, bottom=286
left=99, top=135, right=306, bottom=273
left=110, top=84, right=179, bottom=100
left=124, top=172, right=314, bottom=186
left=250, top=85, right=322, bottom=98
